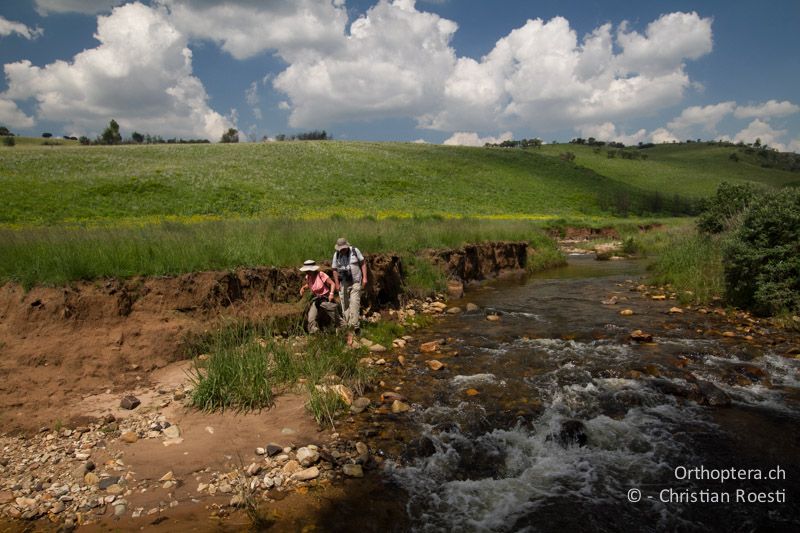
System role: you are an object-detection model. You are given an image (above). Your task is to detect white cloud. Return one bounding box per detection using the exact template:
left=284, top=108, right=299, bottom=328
left=666, top=101, right=736, bottom=137
left=788, top=139, right=800, bottom=154
left=577, top=122, right=647, bottom=145
left=0, top=15, right=43, bottom=39
left=419, top=11, right=712, bottom=133
left=733, top=119, right=787, bottom=151
left=650, top=127, right=678, bottom=144
left=158, top=0, right=348, bottom=61
left=273, top=0, right=458, bottom=128
left=411, top=138, right=427, bottom=143
left=3, top=2, right=230, bottom=140
left=443, top=131, right=513, bottom=147
left=0, top=98, right=35, bottom=128
left=35, top=0, right=124, bottom=15
left=734, top=99, right=800, bottom=119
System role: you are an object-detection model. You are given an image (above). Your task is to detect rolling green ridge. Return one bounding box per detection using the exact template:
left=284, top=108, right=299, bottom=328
left=539, top=142, right=798, bottom=196
left=0, top=140, right=743, bottom=226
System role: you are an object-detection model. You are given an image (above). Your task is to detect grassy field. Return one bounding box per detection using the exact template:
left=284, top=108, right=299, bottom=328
left=2, top=140, right=699, bottom=225
left=539, top=142, right=798, bottom=197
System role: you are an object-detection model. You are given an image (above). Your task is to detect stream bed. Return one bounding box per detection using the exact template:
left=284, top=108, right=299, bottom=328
left=371, top=256, right=800, bottom=532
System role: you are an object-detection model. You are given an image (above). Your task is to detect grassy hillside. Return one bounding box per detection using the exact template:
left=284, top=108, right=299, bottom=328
left=2, top=135, right=79, bottom=147
left=3, top=141, right=684, bottom=225
left=539, top=142, right=798, bottom=197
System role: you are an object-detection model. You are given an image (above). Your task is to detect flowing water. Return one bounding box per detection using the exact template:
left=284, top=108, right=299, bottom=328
left=377, top=257, right=800, bottom=532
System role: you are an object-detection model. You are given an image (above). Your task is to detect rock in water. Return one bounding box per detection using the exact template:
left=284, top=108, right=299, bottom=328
left=620, top=309, right=634, bottom=316
left=486, top=314, right=501, bottom=322
left=119, top=395, right=140, bottom=410
left=426, top=360, right=445, bottom=371
left=420, top=341, right=439, bottom=353
left=342, top=464, right=364, bottom=478
left=629, top=330, right=653, bottom=342
left=549, top=419, right=588, bottom=447
left=350, top=397, right=371, bottom=414
left=391, top=400, right=411, bottom=413
left=447, top=307, right=462, bottom=315
left=465, top=303, right=479, bottom=312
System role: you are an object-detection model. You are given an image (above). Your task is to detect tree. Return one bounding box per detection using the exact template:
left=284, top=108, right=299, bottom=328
left=220, top=128, right=239, bottom=143
left=100, top=119, right=122, bottom=145
left=0, top=126, right=12, bottom=136
left=131, top=131, right=144, bottom=143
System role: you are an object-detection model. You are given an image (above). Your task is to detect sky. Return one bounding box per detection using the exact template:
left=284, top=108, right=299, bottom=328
left=1, top=0, right=798, bottom=151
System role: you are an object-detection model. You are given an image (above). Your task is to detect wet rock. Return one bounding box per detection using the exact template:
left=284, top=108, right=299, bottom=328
left=405, top=436, right=436, bottom=459
left=426, top=360, right=445, bottom=371
left=296, top=447, right=320, bottom=467
left=392, top=338, right=407, bottom=348
left=119, top=396, right=140, bottom=410
left=420, top=341, right=439, bottom=353
left=620, top=309, right=634, bottom=316
left=486, top=314, right=501, bottom=322
left=668, top=307, right=684, bottom=314
left=397, top=355, right=406, bottom=366
left=466, top=303, right=480, bottom=312
left=602, top=296, right=618, bottom=305
left=292, top=466, right=320, bottom=481
left=342, top=464, right=364, bottom=478
left=549, top=419, right=588, bottom=447
left=465, top=388, right=480, bottom=396
left=695, top=380, right=732, bottom=407
left=391, top=400, right=411, bottom=413
left=447, top=307, right=462, bottom=314
left=447, top=280, right=464, bottom=299
left=722, top=331, right=736, bottom=338
left=350, top=397, right=371, bottom=414
left=651, top=295, right=666, bottom=301
left=629, top=330, right=653, bottom=343
left=380, top=391, right=406, bottom=403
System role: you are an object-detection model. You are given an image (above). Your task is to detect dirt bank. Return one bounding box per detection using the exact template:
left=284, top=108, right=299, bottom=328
left=0, top=242, right=526, bottom=435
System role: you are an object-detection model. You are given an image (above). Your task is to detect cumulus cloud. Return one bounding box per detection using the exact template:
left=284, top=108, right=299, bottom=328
left=34, top=0, right=124, bottom=15
left=0, top=15, right=43, bottom=39
left=0, top=98, right=35, bottom=128
left=3, top=2, right=230, bottom=140
left=733, top=119, right=787, bottom=151
left=419, top=11, right=712, bottom=132
left=577, top=122, right=647, bottom=145
left=158, top=0, right=348, bottom=61
left=443, top=131, right=513, bottom=147
left=273, top=0, right=457, bottom=128
left=734, top=99, right=800, bottom=119
left=666, top=101, right=736, bottom=137
left=650, top=128, right=678, bottom=144
left=245, top=81, right=262, bottom=120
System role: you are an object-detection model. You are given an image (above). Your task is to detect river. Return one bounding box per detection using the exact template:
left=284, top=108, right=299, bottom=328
left=370, top=256, right=800, bottom=532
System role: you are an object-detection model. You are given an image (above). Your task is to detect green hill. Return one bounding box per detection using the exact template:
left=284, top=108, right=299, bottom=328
left=539, top=142, right=798, bottom=197
left=0, top=141, right=672, bottom=225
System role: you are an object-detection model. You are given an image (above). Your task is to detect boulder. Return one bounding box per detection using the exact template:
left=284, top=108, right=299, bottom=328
left=629, top=330, right=653, bottom=343
left=119, top=396, right=140, bottom=410
left=296, top=447, right=320, bottom=467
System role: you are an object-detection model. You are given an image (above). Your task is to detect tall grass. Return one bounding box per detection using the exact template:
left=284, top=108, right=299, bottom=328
left=634, top=225, right=725, bottom=304
left=188, top=319, right=373, bottom=424
left=0, top=217, right=566, bottom=288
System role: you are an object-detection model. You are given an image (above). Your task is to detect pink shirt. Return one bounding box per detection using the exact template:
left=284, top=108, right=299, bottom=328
left=306, top=271, right=333, bottom=297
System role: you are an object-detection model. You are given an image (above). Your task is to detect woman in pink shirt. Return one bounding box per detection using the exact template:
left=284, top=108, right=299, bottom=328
left=299, top=260, right=337, bottom=333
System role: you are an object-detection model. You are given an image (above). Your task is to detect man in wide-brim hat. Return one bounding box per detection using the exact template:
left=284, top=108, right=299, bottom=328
left=331, top=238, right=367, bottom=338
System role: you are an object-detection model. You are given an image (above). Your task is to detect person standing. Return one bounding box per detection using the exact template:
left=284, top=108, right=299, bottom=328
left=299, top=260, right=337, bottom=333
left=332, top=238, right=367, bottom=336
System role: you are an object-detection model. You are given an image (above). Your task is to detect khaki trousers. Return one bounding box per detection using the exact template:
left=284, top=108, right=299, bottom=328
left=339, top=282, right=362, bottom=328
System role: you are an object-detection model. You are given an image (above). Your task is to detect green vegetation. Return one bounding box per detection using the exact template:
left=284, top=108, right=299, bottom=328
left=539, top=142, right=798, bottom=197
left=723, top=188, right=800, bottom=315
left=696, top=182, right=760, bottom=233
left=0, top=217, right=572, bottom=288
left=2, top=141, right=703, bottom=226
left=188, top=320, right=373, bottom=425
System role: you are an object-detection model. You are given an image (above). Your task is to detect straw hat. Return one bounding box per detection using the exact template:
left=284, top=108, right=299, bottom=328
left=299, top=259, right=320, bottom=272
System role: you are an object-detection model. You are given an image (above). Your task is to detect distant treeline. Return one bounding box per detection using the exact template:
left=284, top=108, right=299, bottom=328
left=268, top=130, right=331, bottom=141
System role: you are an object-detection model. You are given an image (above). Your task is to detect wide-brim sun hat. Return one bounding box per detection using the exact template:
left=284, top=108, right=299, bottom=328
left=299, top=259, right=320, bottom=272
left=335, top=237, right=350, bottom=251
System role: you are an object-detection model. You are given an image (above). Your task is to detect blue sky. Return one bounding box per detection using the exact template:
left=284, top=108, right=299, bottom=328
left=1, top=0, right=798, bottom=151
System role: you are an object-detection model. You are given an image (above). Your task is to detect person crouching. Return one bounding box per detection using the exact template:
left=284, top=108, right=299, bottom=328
left=299, top=260, right=337, bottom=333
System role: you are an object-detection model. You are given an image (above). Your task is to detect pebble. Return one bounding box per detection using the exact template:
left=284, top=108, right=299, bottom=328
left=84, top=472, right=100, bottom=485
left=246, top=463, right=262, bottom=476
left=162, top=425, right=181, bottom=440
left=620, top=309, right=635, bottom=316
left=669, top=307, right=684, bottom=314
left=291, top=467, right=320, bottom=481
left=282, top=460, right=301, bottom=475
left=296, top=447, right=320, bottom=467
left=120, top=431, right=138, bottom=444
left=420, top=341, right=439, bottom=352
left=465, top=303, right=480, bottom=312
left=447, top=307, right=462, bottom=314
left=342, top=464, right=364, bottom=478
left=266, top=443, right=284, bottom=456
left=369, top=344, right=387, bottom=353
left=119, top=395, right=141, bottom=410
left=229, top=494, right=246, bottom=508
left=486, top=314, right=501, bottom=322
left=255, top=447, right=266, bottom=456
left=427, top=360, right=445, bottom=371
left=391, top=400, right=411, bottom=413
left=350, top=397, right=371, bottom=414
